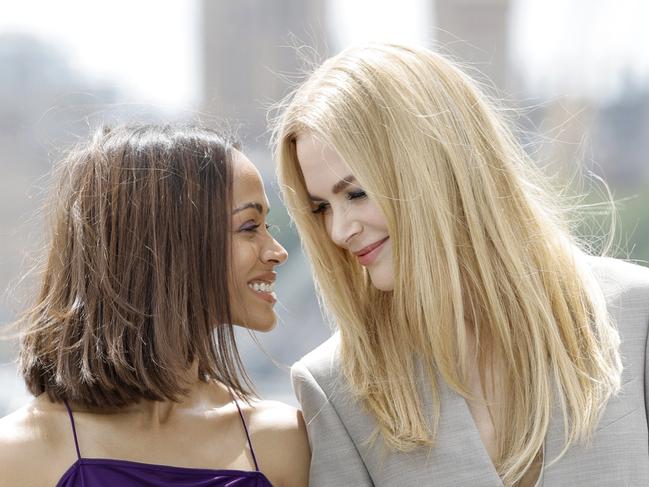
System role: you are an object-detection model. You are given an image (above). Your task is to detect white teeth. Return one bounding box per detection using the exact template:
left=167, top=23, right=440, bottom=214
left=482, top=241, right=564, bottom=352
left=248, top=281, right=274, bottom=293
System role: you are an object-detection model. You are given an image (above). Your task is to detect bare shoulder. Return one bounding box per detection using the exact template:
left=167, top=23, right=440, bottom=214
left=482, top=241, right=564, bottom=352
left=0, top=403, right=41, bottom=470
left=246, top=398, right=304, bottom=432
left=0, top=397, right=74, bottom=487
left=245, top=398, right=310, bottom=454
left=243, top=399, right=310, bottom=487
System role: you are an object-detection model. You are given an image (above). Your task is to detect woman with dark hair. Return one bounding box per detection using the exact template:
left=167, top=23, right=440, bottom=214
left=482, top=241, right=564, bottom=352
left=0, top=124, right=309, bottom=486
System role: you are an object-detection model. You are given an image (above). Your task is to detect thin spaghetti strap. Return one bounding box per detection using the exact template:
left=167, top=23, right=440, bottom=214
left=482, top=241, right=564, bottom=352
left=233, top=395, right=260, bottom=471
left=62, top=399, right=82, bottom=460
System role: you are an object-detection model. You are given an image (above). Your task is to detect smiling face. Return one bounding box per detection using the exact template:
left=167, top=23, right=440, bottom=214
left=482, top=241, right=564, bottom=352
left=229, top=150, right=288, bottom=331
left=295, top=133, right=394, bottom=291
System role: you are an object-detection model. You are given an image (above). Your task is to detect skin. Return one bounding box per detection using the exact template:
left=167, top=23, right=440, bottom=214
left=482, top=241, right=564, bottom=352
left=0, top=150, right=309, bottom=487
left=295, top=133, right=394, bottom=291
left=230, top=149, right=289, bottom=331
left=296, top=133, right=541, bottom=485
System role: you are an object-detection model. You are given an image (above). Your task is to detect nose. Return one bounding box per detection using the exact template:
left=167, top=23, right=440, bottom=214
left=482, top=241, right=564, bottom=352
left=328, top=206, right=361, bottom=248
left=262, top=237, right=288, bottom=266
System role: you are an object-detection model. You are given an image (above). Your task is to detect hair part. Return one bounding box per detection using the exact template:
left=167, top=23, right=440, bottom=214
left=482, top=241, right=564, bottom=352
left=274, top=43, right=621, bottom=486
left=19, top=123, right=254, bottom=409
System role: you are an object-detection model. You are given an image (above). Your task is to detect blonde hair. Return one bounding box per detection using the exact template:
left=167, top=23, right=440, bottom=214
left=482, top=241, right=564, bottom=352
left=273, top=43, right=621, bottom=485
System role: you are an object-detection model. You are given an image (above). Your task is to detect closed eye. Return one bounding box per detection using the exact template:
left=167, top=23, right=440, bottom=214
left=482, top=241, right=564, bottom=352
left=240, top=222, right=271, bottom=233
left=311, top=202, right=330, bottom=214
left=347, top=190, right=367, bottom=200
left=311, top=190, right=367, bottom=214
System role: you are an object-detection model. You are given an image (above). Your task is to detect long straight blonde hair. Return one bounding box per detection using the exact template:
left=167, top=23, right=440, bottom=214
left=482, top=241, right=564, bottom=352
left=273, top=43, right=621, bottom=485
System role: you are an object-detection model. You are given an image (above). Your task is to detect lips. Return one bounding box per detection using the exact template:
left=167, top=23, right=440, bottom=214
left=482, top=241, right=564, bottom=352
left=247, top=272, right=277, bottom=304
left=354, top=237, right=389, bottom=266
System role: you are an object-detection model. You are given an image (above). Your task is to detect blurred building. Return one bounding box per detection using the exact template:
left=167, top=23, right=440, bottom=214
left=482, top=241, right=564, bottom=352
left=594, top=86, right=649, bottom=185
left=200, top=1, right=334, bottom=398
left=0, top=35, right=118, bottom=328
left=433, top=0, right=648, bottom=191
left=0, top=34, right=126, bottom=414
left=201, top=0, right=331, bottom=149
left=434, top=0, right=512, bottom=92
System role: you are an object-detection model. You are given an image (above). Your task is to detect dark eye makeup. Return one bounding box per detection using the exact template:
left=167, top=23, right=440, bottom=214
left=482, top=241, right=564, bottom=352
left=239, top=222, right=271, bottom=233
left=347, top=190, right=367, bottom=200
left=311, top=202, right=330, bottom=214
left=311, top=189, right=367, bottom=215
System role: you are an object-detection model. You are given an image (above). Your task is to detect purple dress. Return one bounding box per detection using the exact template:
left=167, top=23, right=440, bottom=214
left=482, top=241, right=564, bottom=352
left=56, top=399, right=274, bottom=487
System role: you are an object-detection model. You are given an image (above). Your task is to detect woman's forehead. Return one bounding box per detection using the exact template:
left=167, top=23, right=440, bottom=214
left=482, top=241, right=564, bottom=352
left=231, top=150, right=268, bottom=207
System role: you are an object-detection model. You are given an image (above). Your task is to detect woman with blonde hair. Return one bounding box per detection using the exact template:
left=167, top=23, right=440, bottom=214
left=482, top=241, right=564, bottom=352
left=274, top=43, right=649, bottom=486
left=0, top=123, right=309, bottom=486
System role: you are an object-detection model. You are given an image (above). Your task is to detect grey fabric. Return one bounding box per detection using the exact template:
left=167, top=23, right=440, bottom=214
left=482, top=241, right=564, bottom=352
left=291, top=257, right=649, bottom=486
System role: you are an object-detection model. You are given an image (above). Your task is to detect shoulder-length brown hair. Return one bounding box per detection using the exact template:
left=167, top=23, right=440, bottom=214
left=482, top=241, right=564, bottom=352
left=19, top=123, right=252, bottom=408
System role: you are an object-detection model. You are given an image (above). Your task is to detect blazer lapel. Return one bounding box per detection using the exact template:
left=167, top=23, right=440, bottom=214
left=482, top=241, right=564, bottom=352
left=431, top=378, right=505, bottom=486
left=349, top=373, right=505, bottom=486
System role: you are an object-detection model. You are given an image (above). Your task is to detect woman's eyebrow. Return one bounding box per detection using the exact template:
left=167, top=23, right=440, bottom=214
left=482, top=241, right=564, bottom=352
left=332, top=175, right=357, bottom=194
left=308, top=174, right=357, bottom=201
left=232, top=202, right=268, bottom=215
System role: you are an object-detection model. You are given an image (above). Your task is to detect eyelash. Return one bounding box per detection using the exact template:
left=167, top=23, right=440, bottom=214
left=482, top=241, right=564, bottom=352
left=348, top=190, right=367, bottom=200
left=311, top=203, right=329, bottom=214
left=312, top=190, right=367, bottom=214
left=240, top=223, right=271, bottom=233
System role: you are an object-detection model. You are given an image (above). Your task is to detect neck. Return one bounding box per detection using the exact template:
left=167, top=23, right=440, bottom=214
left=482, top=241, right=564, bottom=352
left=67, top=362, right=231, bottom=425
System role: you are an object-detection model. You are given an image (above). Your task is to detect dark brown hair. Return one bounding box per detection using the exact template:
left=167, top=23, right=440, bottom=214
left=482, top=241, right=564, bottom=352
left=19, top=123, right=251, bottom=408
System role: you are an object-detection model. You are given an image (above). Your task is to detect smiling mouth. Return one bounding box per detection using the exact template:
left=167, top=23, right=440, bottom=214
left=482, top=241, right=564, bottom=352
left=247, top=281, right=277, bottom=303
left=355, top=237, right=389, bottom=266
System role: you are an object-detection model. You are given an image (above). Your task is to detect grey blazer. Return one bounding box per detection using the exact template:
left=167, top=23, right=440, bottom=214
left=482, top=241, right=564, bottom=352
left=291, top=257, right=649, bottom=486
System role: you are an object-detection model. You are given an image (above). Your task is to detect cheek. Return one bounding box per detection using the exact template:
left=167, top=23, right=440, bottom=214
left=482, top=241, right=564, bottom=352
left=322, top=214, right=333, bottom=240
left=231, top=241, right=257, bottom=282
left=366, top=203, right=389, bottom=232
left=371, top=241, right=395, bottom=290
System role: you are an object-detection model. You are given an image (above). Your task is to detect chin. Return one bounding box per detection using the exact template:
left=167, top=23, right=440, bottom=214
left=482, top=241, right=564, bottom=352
left=369, top=277, right=394, bottom=291
left=369, top=268, right=394, bottom=291
left=233, top=314, right=277, bottom=332
left=371, top=282, right=394, bottom=292
left=251, top=318, right=277, bottom=333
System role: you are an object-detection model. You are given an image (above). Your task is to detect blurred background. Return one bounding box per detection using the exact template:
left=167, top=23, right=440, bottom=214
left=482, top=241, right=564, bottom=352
left=1, top=0, right=648, bottom=414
